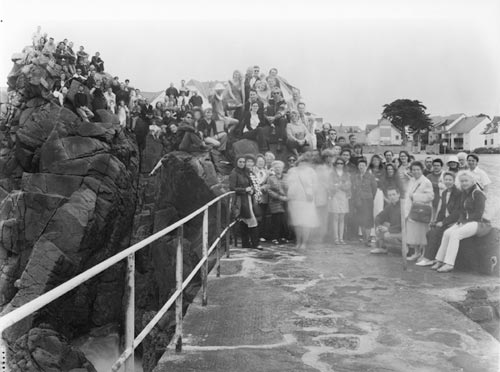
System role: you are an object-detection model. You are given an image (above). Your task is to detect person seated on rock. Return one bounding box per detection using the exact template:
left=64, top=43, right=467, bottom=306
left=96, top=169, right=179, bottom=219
left=197, top=108, right=228, bottom=152
left=244, top=89, right=265, bottom=115
left=90, top=52, right=105, bottom=72
left=165, top=94, right=178, bottom=111
left=117, top=100, right=129, bottom=128
left=72, top=68, right=87, bottom=84
left=76, top=46, right=90, bottom=75
left=316, top=122, right=332, bottom=151
left=90, top=81, right=107, bottom=111
left=42, top=37, right=56, bottom=57
left=370, top=187, right=402, bottom=254
left=210, top=83, right=240, bottom=133
left=265, top=88, right=286, bottom=122
left=188, top=90, right=203, bottom=108
left=416, top=172, right=462, bottom=266
left=74, top=85, right=94, bottom=122
left=286, top=110, right=311, bottom=157
left=104, top=87, right=116, bottom=114
left=234, top=101, right=271, bottom=153
left=53, top=41, right=67, bottom=65
left=432, top=171, right=488, bottom=273
left=165, top=83, right=179, bottom=99
left=64, top=41, right=76, bottom=74
left=85, top=70, right=97, bottom=89
left=115, top=83, right=131, bottom=108
left=176, top=112, right=209, bottom=153
left=51, top=73, right=70, bottom=106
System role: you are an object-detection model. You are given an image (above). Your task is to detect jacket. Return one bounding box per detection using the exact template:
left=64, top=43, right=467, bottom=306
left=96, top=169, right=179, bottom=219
left=197, top=118, right=218, bottom=138
left=330, top=169, right=352, bottom=199
left=406, top=175, right=434, bottom=218
left=74, top=92, right=88, bottom=108
left=236, top=112, right=269, bottom=136
left=458, top=185, right=486, bottom=224
left=353, top=171, right=377, bottom=200
left=375, top=201, right=401, bottom=233
left=229, top=168, right=253, bottom=219
left=435, top=186, right=461, bottom=227
left=267, top=174, right=287, bottom=214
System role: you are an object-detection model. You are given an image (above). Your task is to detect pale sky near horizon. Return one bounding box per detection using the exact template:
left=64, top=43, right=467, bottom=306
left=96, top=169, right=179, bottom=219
left=1, top=0, right=499, bottom=127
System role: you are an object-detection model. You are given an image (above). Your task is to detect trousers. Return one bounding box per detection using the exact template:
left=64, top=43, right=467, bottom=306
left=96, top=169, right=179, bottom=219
left=435, top=222, right=478, bottom=266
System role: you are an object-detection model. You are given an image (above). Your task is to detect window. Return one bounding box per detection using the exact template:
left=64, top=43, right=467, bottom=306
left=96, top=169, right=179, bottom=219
left=491, top=139, right=494, bottom=145
left=484, top=139, right=487, bottom=145
left=395, top=135, right=399, bottom=140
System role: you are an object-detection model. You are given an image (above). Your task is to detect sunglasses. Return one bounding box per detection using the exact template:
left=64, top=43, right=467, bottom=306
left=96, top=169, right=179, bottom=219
left=335, top=162, right=344, bottom=165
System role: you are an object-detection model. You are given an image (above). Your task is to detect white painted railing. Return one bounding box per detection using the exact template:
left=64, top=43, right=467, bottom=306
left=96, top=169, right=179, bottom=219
left=0, top=191, right=236, bottom=372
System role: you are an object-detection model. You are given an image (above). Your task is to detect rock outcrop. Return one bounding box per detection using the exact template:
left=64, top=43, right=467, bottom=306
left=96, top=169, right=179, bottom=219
left=1, top=49, right=139, bottom=371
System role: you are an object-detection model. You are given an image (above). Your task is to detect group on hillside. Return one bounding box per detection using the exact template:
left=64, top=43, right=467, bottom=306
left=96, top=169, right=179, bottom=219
left=2, top=28, right=494, bottom=275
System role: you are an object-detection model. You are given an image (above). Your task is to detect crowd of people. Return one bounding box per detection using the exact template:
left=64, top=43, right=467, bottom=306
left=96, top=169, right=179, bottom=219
left=229, top=147, right=492, bottom=274
left=7, top=29, right=494, bottom=275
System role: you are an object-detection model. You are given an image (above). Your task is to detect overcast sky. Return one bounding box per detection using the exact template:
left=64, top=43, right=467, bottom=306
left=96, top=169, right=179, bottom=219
left=1, top=0, right=499, bottom=127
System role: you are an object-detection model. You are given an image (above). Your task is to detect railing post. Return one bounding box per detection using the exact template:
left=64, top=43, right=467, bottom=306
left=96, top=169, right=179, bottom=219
left=216, top=201, right=222, bottom=278
left=1, top=336, right=8, bottom=372
left=124, top=253, right=135, bottom=372
left=202, top=209, right=209, bottom=306
left=226, top=195, right=231, bottom=258
left=175, top=225, right=184, bottom=352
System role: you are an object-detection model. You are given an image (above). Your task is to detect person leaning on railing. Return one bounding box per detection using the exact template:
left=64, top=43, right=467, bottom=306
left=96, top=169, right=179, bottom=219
left=431, top=171, right=490, bottom=273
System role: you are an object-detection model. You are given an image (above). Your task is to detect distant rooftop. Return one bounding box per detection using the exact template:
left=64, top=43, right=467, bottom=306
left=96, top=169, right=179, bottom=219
left=449, top=116, right=488, bottom=134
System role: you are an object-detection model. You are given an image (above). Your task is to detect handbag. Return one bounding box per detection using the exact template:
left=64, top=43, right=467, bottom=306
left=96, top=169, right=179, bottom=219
left=408, top=182, right=432, bottom=223
left=409, top=202, right=433, bottom=223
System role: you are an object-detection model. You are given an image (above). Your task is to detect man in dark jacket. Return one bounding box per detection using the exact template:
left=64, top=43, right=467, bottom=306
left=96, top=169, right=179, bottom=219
left=74, top=85, right=94, bottom=122
left=417, top=171, right=462, bottom=266
left=165, top=83, right=179, bottom=99
left=370, top=187, right=402, bottom=254
left=188, top=90, right=203, bottom=108
left=90, top=52, right=104, bottom=72
left=316, top=123, right=332, bottom=151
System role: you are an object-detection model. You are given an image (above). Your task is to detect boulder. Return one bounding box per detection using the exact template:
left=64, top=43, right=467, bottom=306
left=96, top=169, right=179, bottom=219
left=456, top=228, right=500, bottom=276
left=232, top=138, right=259, bottom=159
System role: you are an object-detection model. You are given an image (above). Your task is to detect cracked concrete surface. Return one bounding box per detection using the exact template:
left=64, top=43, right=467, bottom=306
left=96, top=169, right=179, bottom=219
left=155, top=243, right=499, bottom=372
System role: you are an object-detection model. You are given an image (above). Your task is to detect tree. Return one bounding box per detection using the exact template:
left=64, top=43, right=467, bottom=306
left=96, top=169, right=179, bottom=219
left=382, top=99, right=432, bottom=145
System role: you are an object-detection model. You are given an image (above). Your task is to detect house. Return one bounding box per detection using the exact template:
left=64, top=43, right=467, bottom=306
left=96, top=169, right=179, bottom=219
left=428, top=113, right=466, bottom=145
left=365, top=118, right=402, bottom=145
left=482, top=116, right=500, bottom=148
left=447, top=115, right=491, bottom=151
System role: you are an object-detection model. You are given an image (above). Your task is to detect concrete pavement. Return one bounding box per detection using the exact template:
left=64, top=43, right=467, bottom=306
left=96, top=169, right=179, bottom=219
left=154, top=242, right=500, bottom=372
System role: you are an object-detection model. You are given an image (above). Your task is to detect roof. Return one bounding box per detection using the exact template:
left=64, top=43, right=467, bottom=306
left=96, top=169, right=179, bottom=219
left=140, top=91, right=163, bottom=102
left=333, top=125, right=363, bottom=133
left=449, top=116, right=488, bottom=134
left=430, top=113, right=464, bottom=128
left=483, top=116, right=500, bottom=134
left=365, top=124, right=377, bottom=133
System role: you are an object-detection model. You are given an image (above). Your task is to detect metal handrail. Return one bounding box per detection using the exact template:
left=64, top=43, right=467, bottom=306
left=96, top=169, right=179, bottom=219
left=0, top=191, right=236, bottom=372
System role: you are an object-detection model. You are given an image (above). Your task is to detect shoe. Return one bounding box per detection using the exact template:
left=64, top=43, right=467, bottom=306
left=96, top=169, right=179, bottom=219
left=406, top=253, right=421, bottom=261
left=415, top=258, right=435, bottom=267
left=370, top=248, right=388, bottom=254
left=339, top=240, right=346, bottom=245
left=272, top=239, right=279, bottom=245
left=260, top=238, right=266, bottom=242
left=437, top=264, right=454, bottom=273
left=334, top=240, right=340, bottom=245
left=431, top=262, right=443, bottom=270
left=254, top=245, right=264, bottom=251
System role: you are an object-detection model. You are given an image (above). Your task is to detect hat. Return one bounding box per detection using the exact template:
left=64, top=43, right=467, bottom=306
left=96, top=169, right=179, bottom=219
left=446, top=155, right=459, bottom=164
left=214, top=83, right=225, bottom=91
left=457, top=151, right=468, bottom=160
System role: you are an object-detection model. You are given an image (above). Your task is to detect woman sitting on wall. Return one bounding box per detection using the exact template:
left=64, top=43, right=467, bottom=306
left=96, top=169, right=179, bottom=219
left=432, top=171, right=489, bottom=273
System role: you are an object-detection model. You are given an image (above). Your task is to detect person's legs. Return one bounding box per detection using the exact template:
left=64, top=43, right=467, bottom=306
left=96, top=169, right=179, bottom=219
left=434, top=224, right=458, bottom=262
left=215, top=132, right=228, bottom=152
left=338, top=214, right=345, bottom=242
left=83, top=106, right=94, bottom=119
left=76, top=107, right=90, bottom=121
left=443, top=222, right=479, bottom=266
left=332, top=213, right=339, bottom=243
left=424, top=227, right=445, bottom=260
left=204, top=137, right=221, bottom=147
left=240, top=221, right=251, bottom=248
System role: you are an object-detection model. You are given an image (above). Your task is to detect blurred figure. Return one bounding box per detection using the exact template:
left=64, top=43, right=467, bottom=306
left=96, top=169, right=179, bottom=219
left=315, top=149, right=335, bottom=242
left=287, top=152, right=319, bottom=249
left=369, top=155, right=385, bottom=232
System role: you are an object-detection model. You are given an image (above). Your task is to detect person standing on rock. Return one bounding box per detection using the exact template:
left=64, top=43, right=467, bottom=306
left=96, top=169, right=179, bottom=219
left=229, top=155, right=262, bottom=250
left=74, top=85, right=94, bottom=122
left=90, top=52, right=105, bottom=73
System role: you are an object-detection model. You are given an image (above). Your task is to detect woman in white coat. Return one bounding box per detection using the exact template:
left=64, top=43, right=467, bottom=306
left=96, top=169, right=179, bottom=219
left=406, top=161, right=434, bottom=261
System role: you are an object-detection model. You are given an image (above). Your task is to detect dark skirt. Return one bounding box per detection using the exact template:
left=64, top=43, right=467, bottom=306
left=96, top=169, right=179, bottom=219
left=356, top=198, right=374, bottom=228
